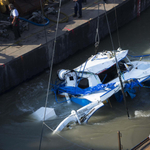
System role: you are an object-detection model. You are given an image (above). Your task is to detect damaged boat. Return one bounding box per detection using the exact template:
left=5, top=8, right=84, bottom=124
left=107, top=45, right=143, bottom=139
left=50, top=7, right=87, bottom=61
left=51, top=48, right=150, bottom=133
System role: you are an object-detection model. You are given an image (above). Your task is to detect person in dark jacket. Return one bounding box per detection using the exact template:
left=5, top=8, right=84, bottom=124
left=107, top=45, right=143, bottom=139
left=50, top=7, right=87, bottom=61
left=8, top=3, right=21, bottom=40
left=73, top=0, right=82, bottom=18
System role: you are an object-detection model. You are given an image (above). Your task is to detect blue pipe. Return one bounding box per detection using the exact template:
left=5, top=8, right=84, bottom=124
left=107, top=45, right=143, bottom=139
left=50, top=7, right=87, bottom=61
left=19, top=17, right=50, bottom=26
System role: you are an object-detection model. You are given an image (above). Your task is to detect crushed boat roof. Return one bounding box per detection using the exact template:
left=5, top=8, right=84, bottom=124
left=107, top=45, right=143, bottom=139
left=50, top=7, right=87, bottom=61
left=75, top=50, right=128, bottom=74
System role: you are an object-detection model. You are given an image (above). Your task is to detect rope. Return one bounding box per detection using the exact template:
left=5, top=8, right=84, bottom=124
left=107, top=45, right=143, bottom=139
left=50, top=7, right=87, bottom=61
left=94, top=0, right=100, bottom=54
left=113, top=0, right=121, bottom=48
left=103, top=1, right=115, bottom=50
left=103, top=0, right=130, bottom=118
left=38, top=0, right=62, bottom=148
left=43, top=122, right=90, bottom=150
left=44, top=11, right=69, bottom=23
left=113, top=0, right=150, bottom=60
left=43, top=0, right=69, bottom=23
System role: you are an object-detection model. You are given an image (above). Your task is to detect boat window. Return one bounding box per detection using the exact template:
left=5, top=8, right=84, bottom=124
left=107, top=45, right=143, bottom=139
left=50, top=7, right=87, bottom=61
left=69, top=76, right=74, bottom=80
left=78, top=78, right=89, bottom=89
left=98, top=58, right=133, bottom=84
left=98, top=65, right=118, bottom=84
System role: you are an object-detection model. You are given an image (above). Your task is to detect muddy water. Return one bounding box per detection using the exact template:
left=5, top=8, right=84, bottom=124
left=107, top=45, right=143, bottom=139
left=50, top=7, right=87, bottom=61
left=1, top=7, right=150, bottom=150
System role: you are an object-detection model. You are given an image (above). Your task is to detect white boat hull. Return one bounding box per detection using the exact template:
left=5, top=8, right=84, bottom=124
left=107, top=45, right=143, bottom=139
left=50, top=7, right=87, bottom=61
left=52, top=49, right=150, bottom=133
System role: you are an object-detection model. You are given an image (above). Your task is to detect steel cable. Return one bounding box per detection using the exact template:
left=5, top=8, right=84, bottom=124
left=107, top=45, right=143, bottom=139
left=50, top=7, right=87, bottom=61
left=103, top=0, right=130, bottom=118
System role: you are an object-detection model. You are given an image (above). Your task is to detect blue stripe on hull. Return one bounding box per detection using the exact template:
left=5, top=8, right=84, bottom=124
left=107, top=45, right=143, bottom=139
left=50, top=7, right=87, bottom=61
left=71, top=97, right=91, bottom=106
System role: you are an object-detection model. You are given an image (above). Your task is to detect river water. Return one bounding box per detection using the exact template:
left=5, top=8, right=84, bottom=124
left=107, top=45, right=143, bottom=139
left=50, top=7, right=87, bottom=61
left=1, top=7, right=150, bottom=150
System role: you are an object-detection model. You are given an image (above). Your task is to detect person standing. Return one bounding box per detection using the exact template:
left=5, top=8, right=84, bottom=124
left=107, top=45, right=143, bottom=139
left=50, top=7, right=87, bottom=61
left=73, top=0, right=82, bottom=18
left=8, top=3, right=21, bottom=40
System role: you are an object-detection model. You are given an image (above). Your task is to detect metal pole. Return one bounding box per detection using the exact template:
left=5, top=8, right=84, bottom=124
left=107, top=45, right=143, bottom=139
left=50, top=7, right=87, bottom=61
left=118, top=131, right=121, bottom=150
left=103, top=2, right=130, bottom=118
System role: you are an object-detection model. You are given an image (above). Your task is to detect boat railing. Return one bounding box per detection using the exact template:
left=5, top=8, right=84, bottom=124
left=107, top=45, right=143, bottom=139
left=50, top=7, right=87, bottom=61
left=131, top=135, right=150, bottom=150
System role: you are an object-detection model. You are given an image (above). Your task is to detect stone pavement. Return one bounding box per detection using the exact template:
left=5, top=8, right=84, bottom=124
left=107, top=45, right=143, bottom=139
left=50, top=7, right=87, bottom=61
left=0, top=0, right=124, bottom=65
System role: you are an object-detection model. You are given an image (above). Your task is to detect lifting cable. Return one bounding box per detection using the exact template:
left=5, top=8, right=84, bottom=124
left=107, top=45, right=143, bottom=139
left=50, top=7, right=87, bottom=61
left=113, top=0, right=150, bottom=59
left=103, top=0, right=130, bottom=118
left=38, top=0, right=62, bottom=148
left=43, top=122, right=89, bottom=150
left=38, top=0, right=89, bottom=149
left=95, top=0, right=100, bottom=54
left=113, top=0, right=121, bottom=48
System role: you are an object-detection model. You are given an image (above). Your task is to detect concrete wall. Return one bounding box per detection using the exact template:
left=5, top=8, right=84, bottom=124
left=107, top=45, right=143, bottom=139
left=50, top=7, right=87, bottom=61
left=0, top=0, right=150, bottom=94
